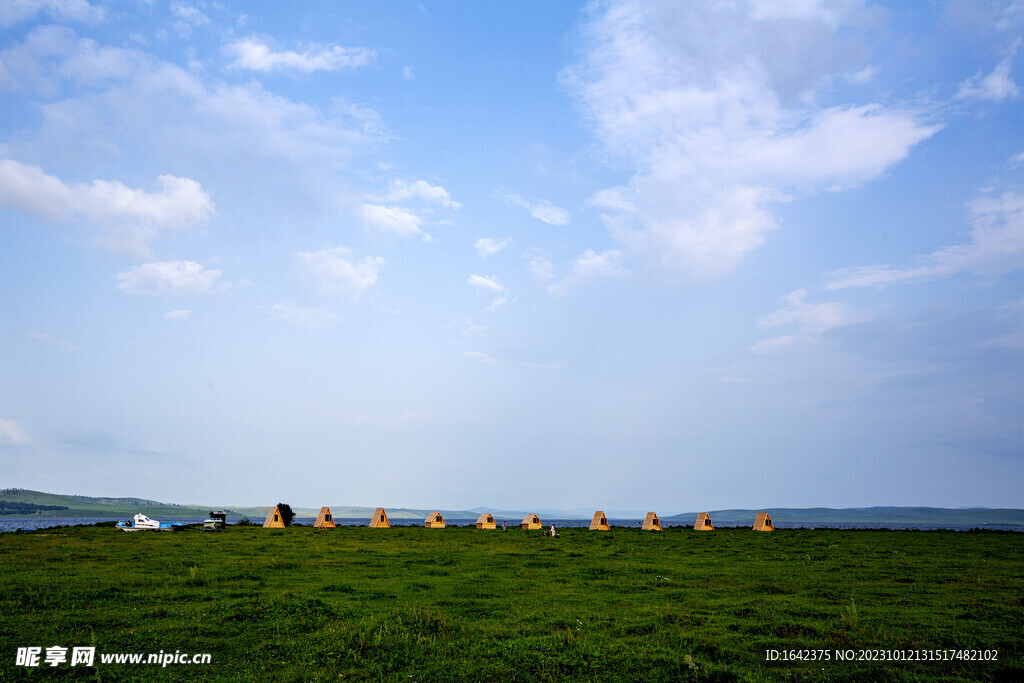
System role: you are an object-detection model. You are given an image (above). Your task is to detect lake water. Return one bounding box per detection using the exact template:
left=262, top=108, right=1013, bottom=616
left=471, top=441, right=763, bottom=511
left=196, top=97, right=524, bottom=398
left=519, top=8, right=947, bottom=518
left=2, top=516, right=1021, bottom=533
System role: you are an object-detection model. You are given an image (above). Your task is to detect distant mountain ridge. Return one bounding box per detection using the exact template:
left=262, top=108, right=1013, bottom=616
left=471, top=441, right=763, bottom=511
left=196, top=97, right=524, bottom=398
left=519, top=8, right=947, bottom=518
left=661, top=506, right=1024, bottom=526
left=0, top=488, right=213, bottom=517
left=1, top=489, right=1021, bottom=525
left=0, top=489, right=485, bottom=520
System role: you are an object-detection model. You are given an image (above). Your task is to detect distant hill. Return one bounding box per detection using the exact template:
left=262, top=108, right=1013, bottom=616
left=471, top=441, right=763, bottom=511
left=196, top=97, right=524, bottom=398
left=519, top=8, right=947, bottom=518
left=662, top=507, right=1024, bottom=527
left=0, top=490, right=482, bottom=521
left=0, top=488, right=213, bottom=518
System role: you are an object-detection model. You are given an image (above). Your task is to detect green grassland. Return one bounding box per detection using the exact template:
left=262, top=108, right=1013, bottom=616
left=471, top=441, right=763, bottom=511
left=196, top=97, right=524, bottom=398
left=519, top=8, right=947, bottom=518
left=1, top=525, right=1021, bottom=682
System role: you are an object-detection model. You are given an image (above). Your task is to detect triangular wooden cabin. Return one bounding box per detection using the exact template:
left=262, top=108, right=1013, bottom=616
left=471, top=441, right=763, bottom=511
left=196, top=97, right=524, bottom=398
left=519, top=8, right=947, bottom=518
left=263, top=506, right=285, bottom=529
left=521, top=514, right=542, bottom=530
left=368, top=507, right=390, bottom=529
left=314, top=506, right=336, bottom=529
left=424, top=511, right=446, bottom=529
left=694, top=512, right=714, bottom=531
left=589, top=511, right=610, bottom=531
left=641, top=512, right=662, bottom=531
left=475, top=513, right=496, bottom=530
left=753, top=512, right=774, bottom=531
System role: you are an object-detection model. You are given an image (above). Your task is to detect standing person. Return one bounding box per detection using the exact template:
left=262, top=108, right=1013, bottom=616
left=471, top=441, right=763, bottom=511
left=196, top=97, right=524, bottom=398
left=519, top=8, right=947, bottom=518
left=502, top=520, right=506, bottom=532
left=550, top=523, right=557, bottom=537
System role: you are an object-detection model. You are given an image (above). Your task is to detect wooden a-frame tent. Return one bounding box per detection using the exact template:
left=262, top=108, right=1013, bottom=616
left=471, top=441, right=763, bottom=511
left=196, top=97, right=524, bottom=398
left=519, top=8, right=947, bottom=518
left=641, top=512, right=662, bottom=531
left=314, top=506, right=335, bottom=529
left=369, top=507, right=390, bottom=529
left=475, top=513, right=496, bottom=529
left=753, top=512, right=774, bottom=531
left=694, top=512, right=714, bottom=531
left=424, top=511, right=446, bottom=529
left=263, top=506, right=285, bottom=528
left=589, top=511, right=610, bottom=531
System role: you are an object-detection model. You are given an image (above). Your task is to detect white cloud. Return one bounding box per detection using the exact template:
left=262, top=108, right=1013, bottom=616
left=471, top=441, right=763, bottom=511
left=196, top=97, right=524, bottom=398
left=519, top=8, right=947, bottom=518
left=529, top=200, right=570, bottom=226
left=745, top=0, right=850, bottom=25
left=360, top=203, right=429, bottom=240
left=759, top=289, right=865, bottom=334
left=116, top=261, right=222, bottom=295
left=463, top=351, right=499, bottom=364
left=486, top=297, right=507, bottom=312
left=402, top=65, right=414, bottom=80
left=829, top=190, right=1024, bottom=289
left=1000, top=295, right=1024, bottom=315
left=0, top=418, right=30, bottom=446
left=548, top=249, right=623, bottom=297
left=474, top=237, right=512, bottom=257
left=25, top=331, right=76, bottom=351
left=377, top=179, right=459, bottom=208
left=596, top=184, right=779, bottom=277
left=750, top=288, right=866, bottom=356
left=523, top=360, right=565, bottom=369
left=171, top=2, right=209, bottom=36
left=734, top=105, right=939, bottom=190
left=571, top=248, right=625, bottom=280
left=525, top=252, right=555, bottom=280
left=468, top=274, right=503, bottom=292
left=956, top=56, right=1020, bottom=101
left=88, top=174, right=212, bottom=226
left=0, top=159, right=214, bottom=258
left=748, top=334, right=801, bottom=355
left=0, top=0, right=104, bottom=27
left=164, top=309, right=191, bottom=320
left=0, top=27, right=387, bottom=231
left=494, top=188, right=569, bottom=225
left=849, top=65, right=878, bottom=84
left=226, top=36, right=375, bottom=73
left=264, top=303, right=339, bottom=328
left=565, top=1, right=939, bottom=278
left=984, top=296, right=1024, bottom=349
left=358, top=180, right=457, bottom=242
left=0, top=25, right=161, bottom=92
left=295, top=245, right=384, bottom=296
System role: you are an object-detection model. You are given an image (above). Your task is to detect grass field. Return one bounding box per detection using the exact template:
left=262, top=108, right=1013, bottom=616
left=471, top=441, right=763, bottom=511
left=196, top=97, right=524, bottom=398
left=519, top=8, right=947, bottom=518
left=1, top=524, right=1021, bottom=681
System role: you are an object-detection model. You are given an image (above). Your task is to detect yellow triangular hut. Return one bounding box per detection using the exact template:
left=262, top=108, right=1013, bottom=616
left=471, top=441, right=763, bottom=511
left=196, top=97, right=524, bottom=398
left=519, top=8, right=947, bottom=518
left=641, top=512, right=662, bottom=531
left=521, top=514, right=542, bottom=530
left=475, top=513, right=496, bottom=529
left=369, top=507, right=390, bottom=528
left=694, top=512, right=714, bottom=531
left=314, top=506, right=335, bottom=529
left=753, top=512, right=774, bottom=531
left=263, top=506, right=285, bottom=528
left=424, top=511, right=446, bottom=529
left=589, top=511, right=610, bottom=531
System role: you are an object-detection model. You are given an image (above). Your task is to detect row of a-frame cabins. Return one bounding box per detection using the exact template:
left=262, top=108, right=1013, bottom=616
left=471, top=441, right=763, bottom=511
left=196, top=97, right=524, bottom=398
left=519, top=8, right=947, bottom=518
left=263, top=507, right=776, bottom=532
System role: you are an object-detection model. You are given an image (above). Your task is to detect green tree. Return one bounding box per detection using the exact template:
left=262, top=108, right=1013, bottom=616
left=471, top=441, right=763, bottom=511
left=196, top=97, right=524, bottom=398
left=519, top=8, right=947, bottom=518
left=276, top=503, right=295, bottom=527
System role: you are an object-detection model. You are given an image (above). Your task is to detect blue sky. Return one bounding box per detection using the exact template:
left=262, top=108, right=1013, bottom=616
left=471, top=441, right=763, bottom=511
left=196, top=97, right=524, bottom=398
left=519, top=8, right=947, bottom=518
left=1, top=0, right=1021, bottom=513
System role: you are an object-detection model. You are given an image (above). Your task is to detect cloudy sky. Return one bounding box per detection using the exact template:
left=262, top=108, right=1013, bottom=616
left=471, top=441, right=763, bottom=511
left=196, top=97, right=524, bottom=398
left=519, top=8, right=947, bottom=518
left=1, top=0, right=1021, bottom=513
